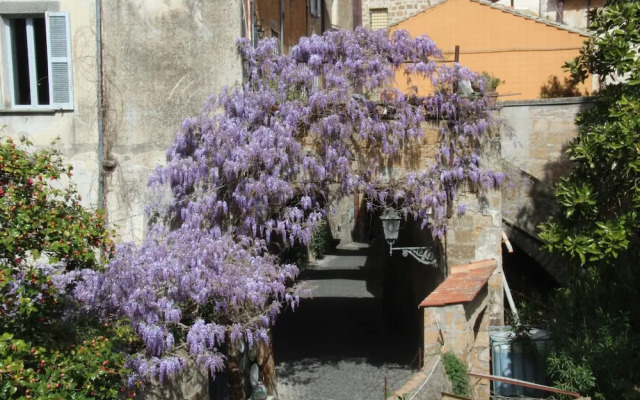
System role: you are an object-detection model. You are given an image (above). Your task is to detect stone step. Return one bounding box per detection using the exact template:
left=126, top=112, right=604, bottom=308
left=300, top=278, right=381, bottom=298
left=306, top=241, right=374, bottom=270
left=336, top=241, right=370, bottom=251
left=307, top=254, right=369, bottom=270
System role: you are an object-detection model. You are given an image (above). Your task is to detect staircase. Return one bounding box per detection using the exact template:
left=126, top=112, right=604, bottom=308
left=300, top=242, right=383, bottom=299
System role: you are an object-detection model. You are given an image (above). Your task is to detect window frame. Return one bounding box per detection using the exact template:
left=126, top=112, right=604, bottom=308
left=2, top=11, right=73, bottom=111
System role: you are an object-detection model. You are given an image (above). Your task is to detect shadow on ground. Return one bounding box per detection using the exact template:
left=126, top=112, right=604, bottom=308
left=274, top=298, right=416, bottom=365
left=272, top=297, right=418, bottom=400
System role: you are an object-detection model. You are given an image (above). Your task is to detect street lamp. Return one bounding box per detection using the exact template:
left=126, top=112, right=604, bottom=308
left=379, top=209, right=437, bottom=266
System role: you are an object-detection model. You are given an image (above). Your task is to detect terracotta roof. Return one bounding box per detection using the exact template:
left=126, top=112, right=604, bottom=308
left=419, top=259, right=497, bottom=307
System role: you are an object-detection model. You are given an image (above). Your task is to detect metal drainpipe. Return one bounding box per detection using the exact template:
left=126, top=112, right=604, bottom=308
left=96, top=0, right=105, bottom=210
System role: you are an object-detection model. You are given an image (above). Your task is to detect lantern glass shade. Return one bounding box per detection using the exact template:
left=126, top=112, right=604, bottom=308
left=380, top=209, right=401, bottom=242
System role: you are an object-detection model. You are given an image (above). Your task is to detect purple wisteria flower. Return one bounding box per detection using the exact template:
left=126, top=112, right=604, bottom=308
left=72, top=27, right=503, bottom=383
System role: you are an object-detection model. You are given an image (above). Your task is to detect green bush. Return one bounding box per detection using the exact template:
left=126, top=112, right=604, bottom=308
left=442, top=352, right=471, bottom=397
left=539, top=75, right=583, bottom=98
left=310, top=220, right=331, bottom=259
left=0, top=136, right=136, bottom=399
left=482, top=71, right=503, bottom=92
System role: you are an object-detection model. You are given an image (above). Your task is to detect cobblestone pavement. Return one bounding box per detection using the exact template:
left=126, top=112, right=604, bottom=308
left=275, top=357, right=414, bottom=400
left=271, top=244, right=419, bottom=400
left=272, top=297, right=418, bottom=400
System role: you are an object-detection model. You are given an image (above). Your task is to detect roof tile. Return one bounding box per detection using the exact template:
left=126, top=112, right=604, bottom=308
left=419, top=259, right=497, bottom=307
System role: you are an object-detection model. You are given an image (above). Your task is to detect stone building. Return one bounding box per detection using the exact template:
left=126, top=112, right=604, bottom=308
left=492, top=0, right=605, bottom=29
left=0, top=0, right=589, bottom=398
left=361, top=0, right=604, bottom=31
left=354, top=2, right=596, bottom=398
left=390, top=0, right=592, bottom=100
left=0, top=0, right=350, bottom=244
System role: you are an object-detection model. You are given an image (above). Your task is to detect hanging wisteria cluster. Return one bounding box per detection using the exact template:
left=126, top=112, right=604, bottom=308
left=74, top=27, right=503, bottom=382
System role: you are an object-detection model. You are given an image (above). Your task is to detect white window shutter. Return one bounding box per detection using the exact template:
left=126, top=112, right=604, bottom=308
left=45, top=12, right=73, bottom=110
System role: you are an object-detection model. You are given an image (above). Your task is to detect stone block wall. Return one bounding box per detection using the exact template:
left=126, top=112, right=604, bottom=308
left=361, top=0, right=446, bottom=28
left=501, top=97, right=593, bottom=238
left=422, top=288, right=493, bottom=400
left=446, top=191, right=503, bottom=327
left=501, top=98, right=592, bottom=184
left=138, top=350, right=209, bottom=400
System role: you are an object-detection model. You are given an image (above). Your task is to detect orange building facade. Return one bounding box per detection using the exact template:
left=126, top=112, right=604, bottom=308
left=391, top=0, right=592, bottom=100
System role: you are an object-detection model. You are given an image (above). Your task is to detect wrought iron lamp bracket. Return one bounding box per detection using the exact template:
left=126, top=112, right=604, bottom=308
left=387, top=241, right=437, bottom=266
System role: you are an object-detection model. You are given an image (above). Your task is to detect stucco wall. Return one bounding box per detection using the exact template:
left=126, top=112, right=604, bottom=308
left=391, top=0, right=591, bottom=100
left=0, top=0, right=101, bottom=208
left=326, top=0, right=353, bottom=30
left=100, top=0, right=244, bottom=242
left=363, top=0, right=604, bottom=31
left=0, top=0, right=246, bottom=243
left=493, top=0, right=606, bottom=29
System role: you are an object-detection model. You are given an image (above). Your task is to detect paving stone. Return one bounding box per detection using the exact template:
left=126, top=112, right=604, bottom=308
left=275, top=358, right=414, bottom=400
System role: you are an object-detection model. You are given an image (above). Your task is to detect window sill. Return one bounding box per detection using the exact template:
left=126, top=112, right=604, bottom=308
left=0, top=109, right=72, bottom=115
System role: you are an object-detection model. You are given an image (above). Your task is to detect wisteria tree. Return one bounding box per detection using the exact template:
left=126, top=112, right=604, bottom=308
left=74, top=28, right=502, bottom=392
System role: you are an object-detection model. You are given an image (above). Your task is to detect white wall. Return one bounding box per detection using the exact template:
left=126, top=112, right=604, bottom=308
left=0, top=0, right=101, bottom=209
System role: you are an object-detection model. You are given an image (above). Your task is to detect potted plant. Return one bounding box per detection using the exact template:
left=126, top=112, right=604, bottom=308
left=482, top=71, right=503, bottom=107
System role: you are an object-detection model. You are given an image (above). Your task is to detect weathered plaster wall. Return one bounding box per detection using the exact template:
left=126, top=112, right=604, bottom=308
left=100, top=0, right=244, bottom=242
left=0, top=0, right=101, bottom=208
left=362, top=0, right=604, bottom=31
left=500, top=97, right=593, bottom=235
left=306, top=0, right=323, bottom=36
left=326, top=0, right=353, bottom=30
left=493, top=0, right=606, bottom=29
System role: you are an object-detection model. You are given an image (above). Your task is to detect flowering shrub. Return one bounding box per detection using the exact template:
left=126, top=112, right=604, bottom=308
left=0, top=136, right=134, bottom=398
left=74, top=28, right=503, bottom=383
left=0, top=324, right=136, bottom=400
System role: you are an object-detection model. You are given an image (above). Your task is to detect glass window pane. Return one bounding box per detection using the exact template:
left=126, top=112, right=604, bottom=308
left=10, top=18, right=31, bottom=105
left=33, top=17, right=49, bottom=105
